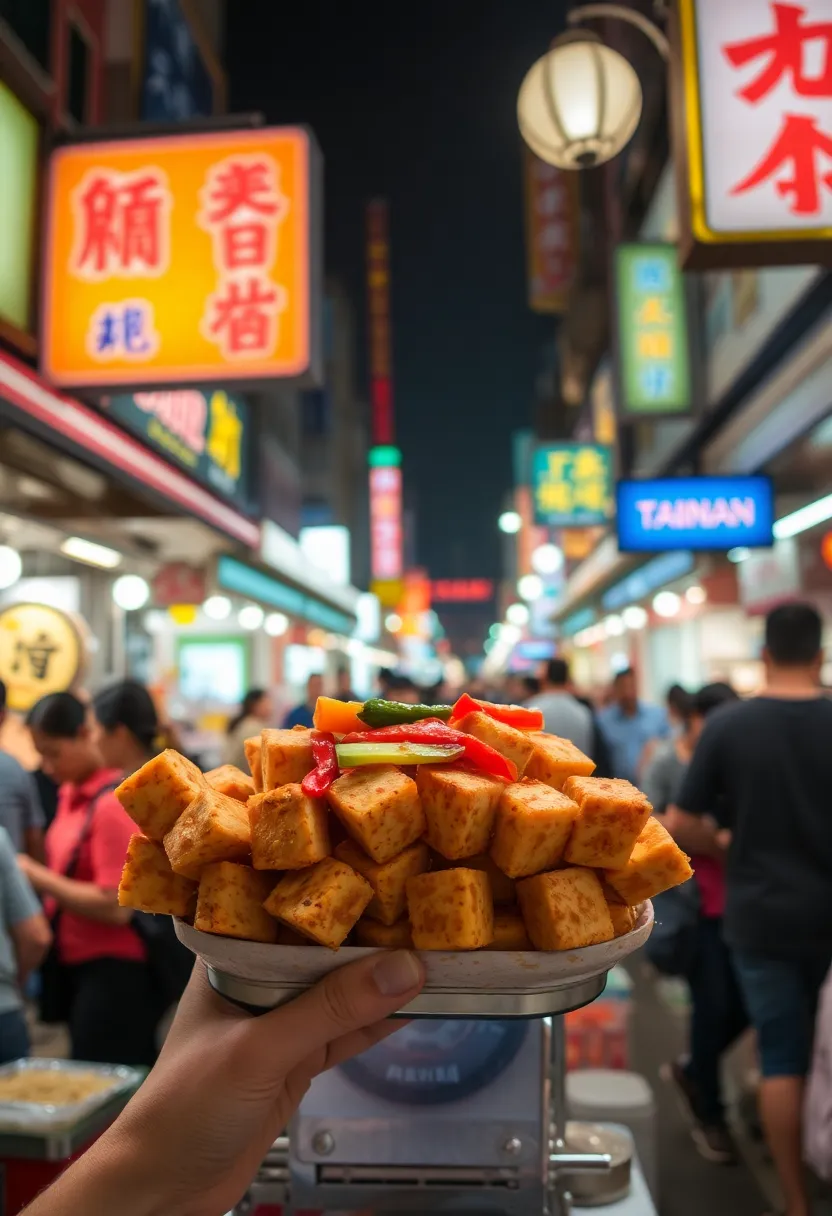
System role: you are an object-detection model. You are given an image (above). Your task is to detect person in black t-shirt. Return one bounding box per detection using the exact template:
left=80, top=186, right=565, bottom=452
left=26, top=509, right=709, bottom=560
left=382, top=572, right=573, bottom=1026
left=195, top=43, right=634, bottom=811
left=675, top=602, right=832, bottom=1216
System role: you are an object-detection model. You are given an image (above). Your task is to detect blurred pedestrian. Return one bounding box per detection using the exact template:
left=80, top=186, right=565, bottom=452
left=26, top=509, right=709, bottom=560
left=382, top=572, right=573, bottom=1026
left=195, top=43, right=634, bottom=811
left=92, top=681, right=161, bottom=777
left=598, top=667, right=669, bottom=783
left=0, top=827, right=50, bottom=1063
left=335, top=666, right=358, bottom=702
left=282, top=674, right=323, bottom=729
left=675, top=604, right=832, bottom=1216
left=659, top=683, right=748, bottom=1164
left=527, top=659, right=593, bottom=755
left=521, top=674, right=541, bottom=700
left=0, top=680, right=46, bottom=860
left=224, top=689, right=272, bottom=769
left=20, top=692, right=162, bottom=1067
left=641, top=683, right=693, bottom=773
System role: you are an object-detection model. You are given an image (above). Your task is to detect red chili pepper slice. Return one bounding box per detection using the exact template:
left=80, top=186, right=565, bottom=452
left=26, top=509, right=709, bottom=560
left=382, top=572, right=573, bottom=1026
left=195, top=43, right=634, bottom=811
left=302, top=731, right=339, bottom=797
left=341, top=719, right=517, bottom=782
left=451, top=692, right=543, bottom=731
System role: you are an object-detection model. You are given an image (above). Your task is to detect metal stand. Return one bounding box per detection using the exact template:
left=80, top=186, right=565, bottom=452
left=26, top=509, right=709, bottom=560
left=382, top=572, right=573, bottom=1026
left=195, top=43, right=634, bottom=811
left=544, top=1018, right=612, bottom=1215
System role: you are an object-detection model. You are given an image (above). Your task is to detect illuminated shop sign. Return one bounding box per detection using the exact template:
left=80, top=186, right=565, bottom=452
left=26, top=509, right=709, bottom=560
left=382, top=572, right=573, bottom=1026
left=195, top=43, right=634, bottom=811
left=616, top=476, right=774, bottom=553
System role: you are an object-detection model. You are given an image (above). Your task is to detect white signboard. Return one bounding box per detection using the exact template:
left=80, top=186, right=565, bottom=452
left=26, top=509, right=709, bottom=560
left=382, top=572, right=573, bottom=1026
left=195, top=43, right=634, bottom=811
left=682, top=0, right=832, bottom=244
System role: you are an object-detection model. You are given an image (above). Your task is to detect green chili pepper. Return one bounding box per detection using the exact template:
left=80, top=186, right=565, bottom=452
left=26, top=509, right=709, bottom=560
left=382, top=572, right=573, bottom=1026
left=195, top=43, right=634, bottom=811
left=335, top=742, right=464, bottom=767
left=357, top=698, right=454, bottom=727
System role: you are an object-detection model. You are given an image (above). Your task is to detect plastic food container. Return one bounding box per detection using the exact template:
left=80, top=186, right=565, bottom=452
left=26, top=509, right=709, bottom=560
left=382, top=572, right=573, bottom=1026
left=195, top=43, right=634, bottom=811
left=175, top=900, right=654, bottom=1019
left=0, top=1059, right=144, bottom=1134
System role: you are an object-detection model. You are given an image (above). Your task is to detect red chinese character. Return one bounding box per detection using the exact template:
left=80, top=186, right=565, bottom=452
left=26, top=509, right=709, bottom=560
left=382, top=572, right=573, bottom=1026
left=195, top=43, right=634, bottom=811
left=203, top=276, right=283, bottom=358
left=221, top=222, right=271, bottom=269
left=733, top=112, right=832, bottom=213
left=73, top=170, right=169, bottom=278
left=203, top=158, right=281, bottom=223
left=724, top=3, right=832, bottom=103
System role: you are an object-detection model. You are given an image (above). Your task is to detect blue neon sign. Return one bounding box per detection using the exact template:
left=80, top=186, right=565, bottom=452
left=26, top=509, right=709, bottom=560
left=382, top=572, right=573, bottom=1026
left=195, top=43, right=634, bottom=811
left=616, top=476, right=774, bottom=553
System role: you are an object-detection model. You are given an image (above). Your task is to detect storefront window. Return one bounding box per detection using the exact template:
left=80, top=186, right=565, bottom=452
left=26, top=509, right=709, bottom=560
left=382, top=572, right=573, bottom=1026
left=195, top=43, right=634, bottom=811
left=0, top=0, right=52, bottom=71
left=0, top=79, right=38, bottom=335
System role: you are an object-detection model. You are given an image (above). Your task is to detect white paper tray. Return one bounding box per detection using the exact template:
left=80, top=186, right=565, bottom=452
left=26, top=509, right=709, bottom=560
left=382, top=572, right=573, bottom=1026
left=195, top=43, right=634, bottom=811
left=175, top=901, right=653, bottom=1019
left=0, top=1059, right=144, bottom=1133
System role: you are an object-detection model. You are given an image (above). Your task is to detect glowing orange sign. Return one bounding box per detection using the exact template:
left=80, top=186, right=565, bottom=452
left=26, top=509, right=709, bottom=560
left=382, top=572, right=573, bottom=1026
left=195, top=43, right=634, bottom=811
left=42, top=127, right=319, bottom=387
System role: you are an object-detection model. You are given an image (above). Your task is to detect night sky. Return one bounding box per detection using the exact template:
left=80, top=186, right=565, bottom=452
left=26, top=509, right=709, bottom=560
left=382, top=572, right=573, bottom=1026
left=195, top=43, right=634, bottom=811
left=226, top=1, right=567, bottom=579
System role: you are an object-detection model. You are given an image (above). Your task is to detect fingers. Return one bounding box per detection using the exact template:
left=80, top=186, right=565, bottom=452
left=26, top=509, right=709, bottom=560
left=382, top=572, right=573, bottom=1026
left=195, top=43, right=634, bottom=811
left=251, top=951, right=424, bottom=1066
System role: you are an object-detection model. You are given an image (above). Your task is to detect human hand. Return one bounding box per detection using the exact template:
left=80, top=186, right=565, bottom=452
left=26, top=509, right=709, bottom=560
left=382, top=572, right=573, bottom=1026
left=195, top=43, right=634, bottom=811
left=26, top=951, right=424, bottom=1216
left=715, top=828, right=732, bottom=854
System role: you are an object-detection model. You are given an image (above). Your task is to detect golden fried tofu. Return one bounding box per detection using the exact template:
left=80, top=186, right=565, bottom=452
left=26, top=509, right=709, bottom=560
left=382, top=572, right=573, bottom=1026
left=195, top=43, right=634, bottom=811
left=327, top=766, right=425, bottom=864
left=430, top=851, right=516, bottom=905
left=517, top=867, right=614, bottom=951
left=604, top=816, right=693, bottom=903
left=115, top=749, right=206, bottom=841
left=261, top=728, right=314, bottom=791
left=278, top=924, right=317, bottom=946
left=244, top=736, right=263, bottom=792
left=248, top=783, right=330, bottom=870
left=525, top=732, right=595, bottom=790
left=406, top=868, right=494, bottom=950
left=488, top=907, right=533, bottom=950
left=355, top=918, right=414, bottom=948
left=163, top=788, right=251, bottom=880
left=118, top=834, right=197, bottom=918
left=562, top=776, right=652, bottom=869
left=334, top=838, right=429, bottom=925
left=417, top=765, right=503, bottom=860
left=205, top=764, right=256, bottom=803
left=490, top=781, right=579, bottom=879
left=194, top=861, right=278, bottom=943
left=454, top=711, right=536, bottom=777
left=607, top=903, right=636, bottom=938
left=264, top=857, right=373, bottom=949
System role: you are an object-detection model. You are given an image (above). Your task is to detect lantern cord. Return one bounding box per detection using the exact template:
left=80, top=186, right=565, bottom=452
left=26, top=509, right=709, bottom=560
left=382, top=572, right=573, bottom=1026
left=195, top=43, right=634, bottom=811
left=566, top=4, right=670, bottom=61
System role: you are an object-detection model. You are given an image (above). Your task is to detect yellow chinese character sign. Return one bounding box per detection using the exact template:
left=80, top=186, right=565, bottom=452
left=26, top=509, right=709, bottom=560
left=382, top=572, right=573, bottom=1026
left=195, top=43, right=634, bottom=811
left=42, top=127, right=321, bottom=388
left=0, top=603, right=84, bottom=712
left=531, top=444, right=614, bottom=527
left=615, top=243, right=692, bottom=416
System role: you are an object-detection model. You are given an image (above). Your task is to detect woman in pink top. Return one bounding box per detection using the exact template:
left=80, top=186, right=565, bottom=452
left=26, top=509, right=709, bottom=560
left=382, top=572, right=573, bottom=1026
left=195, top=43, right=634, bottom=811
left=19, top=692, right=161, bottom=1066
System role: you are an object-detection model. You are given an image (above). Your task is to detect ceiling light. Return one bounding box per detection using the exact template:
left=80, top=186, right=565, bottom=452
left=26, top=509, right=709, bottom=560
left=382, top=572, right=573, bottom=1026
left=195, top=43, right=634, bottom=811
left=143, top=609, right=166, bottom=634
left=61, top=536, right=122, bottom=569
left=518, top=574, right=543, bottom=601
left=203, top=595, right=232, bottom=621
left=686, top=585, right=707, bottom=605
left=604, top=614, right=625, bottom=637
left=622, top=605, right=648, bottom=631
left=773, top=492, right=832, bottom=540
left=499, top=623, right=522, bottom=646
left=385, top=613, right=402, bottom=633
left=112, top=574, right=150, bottom=611
left=727, top=546, right=750, bottom=563
left=0, top=546, right=21, bottom=590
left=264, top=612, right=289, bottom=637
left=238, top=604, right=264, bottom=631
left=506, top=602, right=530, bottom=627
left=531, top=543, right=564, bottom=576
left=488, top=623, right=502, bottom=639
left=652, top=591, right=681, bottom=618
left=498, top=510, right=522, bottom=535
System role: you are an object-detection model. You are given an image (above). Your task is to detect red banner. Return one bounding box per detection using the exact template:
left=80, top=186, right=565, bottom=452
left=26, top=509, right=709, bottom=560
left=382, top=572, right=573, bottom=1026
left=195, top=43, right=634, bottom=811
left=524, top=150, right=578, bottom=314
left=366, top=201, right=394, bottom=445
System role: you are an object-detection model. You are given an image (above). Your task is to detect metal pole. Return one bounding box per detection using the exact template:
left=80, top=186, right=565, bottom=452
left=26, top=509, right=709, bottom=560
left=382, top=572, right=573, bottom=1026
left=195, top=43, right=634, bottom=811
left=566, top=4, right=670, bottom=60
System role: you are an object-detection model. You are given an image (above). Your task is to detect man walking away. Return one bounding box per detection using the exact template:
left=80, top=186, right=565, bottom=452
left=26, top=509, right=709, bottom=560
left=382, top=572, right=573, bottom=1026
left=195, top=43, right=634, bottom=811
left=0, top=681, right=46, bottom=859
left=527, top=659, right=593, bottom=757
left=598, top=668, right=668, bottom=783
left=675, top=603, right=832, bottom=1216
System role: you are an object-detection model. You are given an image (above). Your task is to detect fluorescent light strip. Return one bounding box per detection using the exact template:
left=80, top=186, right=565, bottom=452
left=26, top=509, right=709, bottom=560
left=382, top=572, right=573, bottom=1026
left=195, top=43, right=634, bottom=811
left=773, top=493, right=832, bottom=540
left=61, top=536, right=123, bottom=569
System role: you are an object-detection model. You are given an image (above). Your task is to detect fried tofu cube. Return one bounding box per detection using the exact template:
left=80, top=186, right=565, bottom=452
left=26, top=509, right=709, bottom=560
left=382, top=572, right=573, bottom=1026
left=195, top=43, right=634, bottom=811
left=417, top=765, right=504, bottom=860
left=163, top=788, right=251, bottom=880
left=118, top=834, right=197, bottom=918
left=406, top=868, right=494, bottom=950
left=604, top=816, right=693, bottom=903
left=264, top=857, right=373, bottom=949
left=562, top=776, right=653, bottom=869
left=244, top=736, right=263, bottom=792
left=278, top=924, right=318, bottom=945
left=115, top=749, right=206, bottom=841
left=525, top=732, right=596, bottom=790
left=430, top=851, right=517, bottom=904
left=607, top=903, right=636, bottom=938
left=205, top=764, right=256, bottom=803
left=489, top=907, right=533, bottom=950
left=194, top=861, right=278, bottom=943
left=334, top=838, right=429, bottom=925
left=454, top=711, right=536, bottom=778
left=489, top=781, right=579, bottom=879
left=327, top=766, right=425, bottom=864
left=355, top=918, right=414, bottom=948
left=248, top=784, right=330, bottom=871
left=517, top=867, right=614, bottom=951
left=261, top=728, right=315, bottom=791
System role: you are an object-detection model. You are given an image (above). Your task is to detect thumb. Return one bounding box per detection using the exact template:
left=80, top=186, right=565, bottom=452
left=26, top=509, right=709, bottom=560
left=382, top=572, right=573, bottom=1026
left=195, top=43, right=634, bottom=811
left=254, top=950, right=424, bottom=1061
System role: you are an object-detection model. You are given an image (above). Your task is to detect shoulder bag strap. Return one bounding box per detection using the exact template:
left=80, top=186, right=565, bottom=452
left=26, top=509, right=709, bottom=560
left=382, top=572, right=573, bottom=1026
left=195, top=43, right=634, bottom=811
left=61, top=781, right=120, bottom=880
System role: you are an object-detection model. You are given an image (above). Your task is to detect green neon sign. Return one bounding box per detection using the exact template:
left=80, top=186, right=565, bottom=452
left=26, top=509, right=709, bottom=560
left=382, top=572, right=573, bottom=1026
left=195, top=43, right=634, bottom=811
left=0, top=81, right=38, bottom=332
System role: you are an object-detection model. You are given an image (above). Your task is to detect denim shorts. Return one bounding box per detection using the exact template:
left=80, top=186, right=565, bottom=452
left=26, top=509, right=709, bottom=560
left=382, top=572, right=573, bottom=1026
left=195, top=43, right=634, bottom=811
left=732, top=949, right=832, bottom=1078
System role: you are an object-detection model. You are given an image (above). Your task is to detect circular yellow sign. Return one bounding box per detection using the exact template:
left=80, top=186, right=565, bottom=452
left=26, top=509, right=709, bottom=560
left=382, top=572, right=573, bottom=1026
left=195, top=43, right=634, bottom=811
left=0, top=603, right=84, bottom=712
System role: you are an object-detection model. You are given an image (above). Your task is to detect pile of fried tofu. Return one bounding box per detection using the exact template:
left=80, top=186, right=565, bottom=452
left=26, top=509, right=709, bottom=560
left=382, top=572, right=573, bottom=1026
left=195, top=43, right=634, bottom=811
left=116, top=709, right=693, bottom=952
